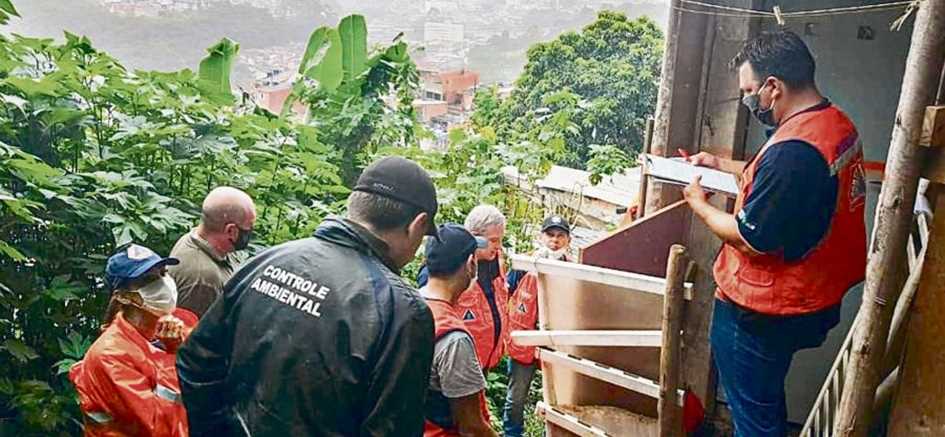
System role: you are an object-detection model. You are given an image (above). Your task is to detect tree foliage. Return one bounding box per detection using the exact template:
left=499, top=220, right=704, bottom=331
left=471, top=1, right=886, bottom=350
left=481, top=11, right=663, bottom=168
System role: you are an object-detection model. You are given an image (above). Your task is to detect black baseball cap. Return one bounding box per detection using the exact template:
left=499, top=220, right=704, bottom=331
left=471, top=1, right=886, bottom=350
left=541, top=215, right=571, bottom=234
left=425, top=224, right=487, bottom=276
left=354, top=156, right=439, bottom=237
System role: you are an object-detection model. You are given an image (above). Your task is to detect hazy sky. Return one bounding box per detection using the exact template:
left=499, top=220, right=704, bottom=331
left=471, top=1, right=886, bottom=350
left=4, top=0, right=669, bottom=85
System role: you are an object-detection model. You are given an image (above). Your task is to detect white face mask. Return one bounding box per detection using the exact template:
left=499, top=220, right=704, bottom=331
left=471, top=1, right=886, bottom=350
left=134, top=275, right=178, bottom=314
left=535, top=245, right=570, bottom=261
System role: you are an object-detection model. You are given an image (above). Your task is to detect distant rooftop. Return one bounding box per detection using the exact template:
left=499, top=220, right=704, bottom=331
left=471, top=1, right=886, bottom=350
left=507, top=164, right=640, bottom=207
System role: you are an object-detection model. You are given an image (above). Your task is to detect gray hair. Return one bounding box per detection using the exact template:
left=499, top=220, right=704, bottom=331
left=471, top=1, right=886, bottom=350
left=464, top=205, right=506, bottom=235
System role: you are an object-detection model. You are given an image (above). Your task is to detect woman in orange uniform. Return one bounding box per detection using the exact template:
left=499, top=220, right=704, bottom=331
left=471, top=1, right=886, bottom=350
left=70, top=244, right=190, bottom=436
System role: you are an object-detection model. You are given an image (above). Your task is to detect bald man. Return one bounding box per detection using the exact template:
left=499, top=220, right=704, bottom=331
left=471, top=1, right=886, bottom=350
left=169, top=187, right=256, bottom=318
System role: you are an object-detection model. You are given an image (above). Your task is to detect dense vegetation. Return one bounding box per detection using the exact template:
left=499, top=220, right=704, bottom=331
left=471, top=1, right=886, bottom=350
left=0, top=2, right=660, bottom=434
left=475, top=11, right=662, bottom=168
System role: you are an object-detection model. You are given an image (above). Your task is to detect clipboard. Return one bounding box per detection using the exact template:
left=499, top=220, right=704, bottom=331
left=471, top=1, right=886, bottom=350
left=642, top=154, right=738, bottom=196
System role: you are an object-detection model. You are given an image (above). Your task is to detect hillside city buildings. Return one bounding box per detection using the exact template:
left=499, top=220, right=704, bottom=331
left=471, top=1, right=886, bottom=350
left=98, top=0, right=665, bottom=146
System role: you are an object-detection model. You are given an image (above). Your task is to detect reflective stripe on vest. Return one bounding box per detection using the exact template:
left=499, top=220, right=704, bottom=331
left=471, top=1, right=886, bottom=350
left=829, top=139, right=862, bottom=176
left=154, top=384, right=181, bottom=403
left=713, top=104, right=867, bottom=315
left=86, top=411, right=113, bottom=424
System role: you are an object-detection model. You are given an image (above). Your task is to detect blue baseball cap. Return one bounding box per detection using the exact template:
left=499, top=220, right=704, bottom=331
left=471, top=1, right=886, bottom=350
left=425, top=224, right=487, bottom=276
left=105, top=244, right=179, bottom=291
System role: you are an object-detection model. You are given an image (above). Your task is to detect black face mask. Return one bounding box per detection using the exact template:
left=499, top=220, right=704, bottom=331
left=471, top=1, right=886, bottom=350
left=741, top=82, right=778, bottom=127
left=233, top=226, right=253, bottom=251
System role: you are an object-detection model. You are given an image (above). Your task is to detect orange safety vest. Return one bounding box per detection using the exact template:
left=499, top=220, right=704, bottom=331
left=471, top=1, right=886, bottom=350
left=455, top=264, right=509, bottom=370
left=423, top=298, right=490, bottom=437
left=69, top=313, right=188, bottom=437
left=506, top=273, right=539, bottom=365
left=713, top=103, right=867, bottom=315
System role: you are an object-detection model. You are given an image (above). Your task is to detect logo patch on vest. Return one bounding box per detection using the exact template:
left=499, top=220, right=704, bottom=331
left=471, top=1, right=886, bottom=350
left=517, top=303, right=527, bottom=313
left=462, top=310, right=476, bottom=321
left=850, top=162, right=866, bottom=209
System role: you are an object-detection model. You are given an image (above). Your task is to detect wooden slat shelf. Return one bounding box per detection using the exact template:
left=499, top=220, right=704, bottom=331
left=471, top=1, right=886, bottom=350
left=509, top=254, right=693, bottom=300
left=537, top=348, right=685, bottom=407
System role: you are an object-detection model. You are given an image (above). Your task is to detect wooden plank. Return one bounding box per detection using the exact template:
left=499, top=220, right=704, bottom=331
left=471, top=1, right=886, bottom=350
left=538, top=348, right=685, bottom=407
left=658, top=245, right=688, bottom=437
left=920, top=105, right=945, bottom=147
left=536, top=272, right=558, bottom=407
left=511, top=330, right=663, bottom=348
left=537, top=402, right=610, bottom=437
left=889, top=185, right=945, bottom=435
left=921, top=146, right=945, bottom=184
left=510, top=254, right=693, bottom=300
left=680, top=201, right=725, bottom=413
left=581, top=200, right=691, bottom=278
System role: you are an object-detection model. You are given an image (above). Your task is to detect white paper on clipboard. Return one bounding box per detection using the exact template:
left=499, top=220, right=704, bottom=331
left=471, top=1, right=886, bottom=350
left=643, top=154, right=739, bottom=196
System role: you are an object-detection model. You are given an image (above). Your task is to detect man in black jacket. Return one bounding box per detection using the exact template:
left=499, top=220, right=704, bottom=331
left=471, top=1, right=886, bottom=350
left=177, top=156, right=439, bottom=437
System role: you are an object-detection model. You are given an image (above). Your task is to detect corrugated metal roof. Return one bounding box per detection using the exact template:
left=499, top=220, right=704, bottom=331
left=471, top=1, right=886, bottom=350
left=535, top=165, right=641, bottom=206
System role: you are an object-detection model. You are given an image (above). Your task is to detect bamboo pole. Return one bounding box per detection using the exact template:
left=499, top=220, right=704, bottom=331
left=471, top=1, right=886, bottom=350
left=881, top=241, right=926, bottom=375
left=834, top=2, right=945, bottom=436
left=658, top=244, right=688, bottom=437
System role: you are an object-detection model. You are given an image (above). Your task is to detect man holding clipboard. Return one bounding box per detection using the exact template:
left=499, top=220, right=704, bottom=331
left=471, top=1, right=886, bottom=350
left=681, top=31, right=867, bottom=436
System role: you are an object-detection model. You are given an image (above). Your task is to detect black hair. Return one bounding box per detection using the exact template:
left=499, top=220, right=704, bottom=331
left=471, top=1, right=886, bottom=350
left=732, top=30, right=816, bottom=89
left=347, top=191, right=422, bottom=232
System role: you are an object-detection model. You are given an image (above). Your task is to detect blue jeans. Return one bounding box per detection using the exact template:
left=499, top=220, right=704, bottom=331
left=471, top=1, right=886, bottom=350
left=502, top=359, right=537, bottom=437
left=711, top=299, right=839, bottom=437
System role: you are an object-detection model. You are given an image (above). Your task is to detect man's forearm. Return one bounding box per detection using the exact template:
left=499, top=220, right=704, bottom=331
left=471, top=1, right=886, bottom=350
left=450, top=394, right=499, bottom=437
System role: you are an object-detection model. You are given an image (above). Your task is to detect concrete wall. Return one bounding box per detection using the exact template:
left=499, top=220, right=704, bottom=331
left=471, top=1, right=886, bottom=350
left=745, top=3, right=913, bottom=163
left=742, top=2, right=914, bottom=423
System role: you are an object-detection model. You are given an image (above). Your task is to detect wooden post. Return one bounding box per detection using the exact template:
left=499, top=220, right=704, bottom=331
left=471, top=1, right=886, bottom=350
left=659, top=245, right=688, bottom=437
left=644, top=0, right=709, bottom=216
left=650, top=0, right=683, bottom=159
left=834, top=2, right=945, bottom=436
